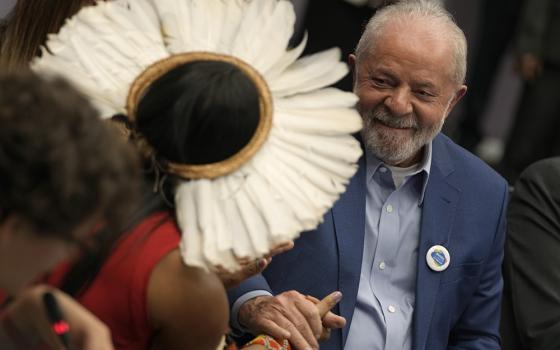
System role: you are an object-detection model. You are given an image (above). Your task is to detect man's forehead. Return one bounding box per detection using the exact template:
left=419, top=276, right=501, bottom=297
left=381, top=18, right=451, bottom=49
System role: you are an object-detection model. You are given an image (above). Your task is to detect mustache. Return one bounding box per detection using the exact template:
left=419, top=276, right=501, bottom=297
left=366, top=108, right=418, bottom=129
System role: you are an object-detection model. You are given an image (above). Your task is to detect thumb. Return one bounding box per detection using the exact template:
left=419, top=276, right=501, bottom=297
left=316, top=291, right=343, bottom=318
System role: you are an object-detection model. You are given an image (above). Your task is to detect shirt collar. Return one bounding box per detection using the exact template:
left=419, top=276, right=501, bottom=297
left=365, top=141, right=432, bottom=205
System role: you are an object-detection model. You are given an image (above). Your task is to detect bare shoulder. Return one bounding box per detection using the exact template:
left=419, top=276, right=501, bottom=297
left=147, top=248, right=229, bottom=350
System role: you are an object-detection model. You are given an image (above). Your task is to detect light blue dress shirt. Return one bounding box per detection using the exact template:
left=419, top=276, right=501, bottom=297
left=345, top=143, right=432, bottom=350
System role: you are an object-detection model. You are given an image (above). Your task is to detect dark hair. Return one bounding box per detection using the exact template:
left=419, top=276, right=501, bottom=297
left=135, top=60, right=261, bottom=166
left=0, top=71, right=140, bottom=240
left=0, top=0, right=97, bottom=72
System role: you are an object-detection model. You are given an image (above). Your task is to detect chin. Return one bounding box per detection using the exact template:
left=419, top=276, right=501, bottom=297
left=364, top=129, right=416, bottom=162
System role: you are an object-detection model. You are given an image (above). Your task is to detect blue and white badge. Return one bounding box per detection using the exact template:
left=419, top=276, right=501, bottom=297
left=426, top=245, right=450, bottom=272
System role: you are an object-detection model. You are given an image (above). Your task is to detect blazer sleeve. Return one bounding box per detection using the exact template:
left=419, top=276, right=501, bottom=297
left=226, top=273, right=273, bottom=335
left=448, top=180, right=509, bottom=350
left=504, top=158, right=560, bottom=350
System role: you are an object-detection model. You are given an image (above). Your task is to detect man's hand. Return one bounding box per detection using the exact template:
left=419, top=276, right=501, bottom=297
left=1, top=285, right=113, bottom=350
left=238, top=290, right=345, bottom=350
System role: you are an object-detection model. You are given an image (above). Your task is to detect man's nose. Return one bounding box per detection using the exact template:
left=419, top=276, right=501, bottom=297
left=384, top=88, right=413, bottom=116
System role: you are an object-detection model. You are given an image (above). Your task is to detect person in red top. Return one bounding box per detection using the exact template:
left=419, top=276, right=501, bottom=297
left=44, top=46, right=297, bottom=350
left=47, top=212, right=181, bottom=349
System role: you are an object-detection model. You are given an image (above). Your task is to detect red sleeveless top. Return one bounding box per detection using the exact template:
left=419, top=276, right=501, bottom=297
left=47, top=211, right=181, bottom=350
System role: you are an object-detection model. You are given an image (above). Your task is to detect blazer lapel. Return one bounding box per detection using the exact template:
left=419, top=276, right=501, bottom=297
left=413, top=137, right=460, bottom=350
left=332, top=155, right=366, bottom=346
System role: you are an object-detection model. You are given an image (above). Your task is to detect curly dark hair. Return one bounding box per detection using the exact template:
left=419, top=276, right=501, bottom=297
left=0, top=71, right=140, bottom=239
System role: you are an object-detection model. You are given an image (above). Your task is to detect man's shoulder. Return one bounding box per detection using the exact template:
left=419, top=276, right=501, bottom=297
left=433, top=134, right=508, bottom=191
left=519, top=157, right=560, bottom=181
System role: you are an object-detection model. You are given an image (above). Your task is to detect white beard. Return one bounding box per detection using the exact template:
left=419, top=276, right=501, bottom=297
left=361, top=106, right=444, bottom=164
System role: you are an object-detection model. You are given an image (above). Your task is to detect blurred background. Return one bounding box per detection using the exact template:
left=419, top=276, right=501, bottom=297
left=2, top=0, right=555, bottom=184
left=0, top=0, right=14, bottom=18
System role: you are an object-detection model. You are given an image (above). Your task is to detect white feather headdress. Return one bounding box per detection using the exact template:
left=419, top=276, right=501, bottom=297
left=33, top=0, right=363, bottom=271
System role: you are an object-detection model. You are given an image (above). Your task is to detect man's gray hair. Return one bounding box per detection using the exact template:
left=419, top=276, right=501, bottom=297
left=355, top=0, right=467, bottom=86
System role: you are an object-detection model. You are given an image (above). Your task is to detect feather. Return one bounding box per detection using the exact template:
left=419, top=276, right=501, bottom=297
left=265, top=32, right=308, bottom=80
left=217, top=0, right=248, bottom=54
left=231, top=0, right=295, bottom=73
left=32, top=0, right=167, bottom=118
left=154, top=0, right=227, bottom=53
left=270, top=48, right=349, bottom=96
left=274, top=109, right=363, bottom=135
left=223, top=175, right=258, bottom=259
left=274, top=130, right=363, bottom=163
left=275, top=88, right=358, bottom=109
left=244, top=160, right=302, bottom=239
left=176, top=183, right=206, bottom=269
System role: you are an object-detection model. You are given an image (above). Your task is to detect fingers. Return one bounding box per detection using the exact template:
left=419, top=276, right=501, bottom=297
left=77, top=324, right=113, bottom=350
left=268, top=241, right=295, bottom=257
left=52, top=289, right=114, bottom=350
left=278, top=294, right=320, bottom=349
left=6, top=286, right=66, bottom=350
left=294, top=298, right=323, bottom=341
left=238, top=291, right=322, bottom=350
left=241, top=258, right=268, bottom=278
left=305, top=292, right=346, bottom=342
left=216, top=258, right=269, bottom=289
left=217, top=240, right=294, bottom=288
left=322, top=311, right=346, bottom=329
left=315, top=291, right=343, bottom=318
left=319, top=327, right=331, bottom=342
left=258, top=318, right=291, bottom=340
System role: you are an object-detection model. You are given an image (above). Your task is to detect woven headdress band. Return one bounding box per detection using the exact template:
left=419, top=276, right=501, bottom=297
left=126, top=52, right=273, bottom=180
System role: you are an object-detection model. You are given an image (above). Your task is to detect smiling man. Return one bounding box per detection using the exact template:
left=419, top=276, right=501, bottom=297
left=229, top=2, right=509, bottom=350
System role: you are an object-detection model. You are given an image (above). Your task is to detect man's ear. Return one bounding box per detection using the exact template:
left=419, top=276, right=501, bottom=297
left=348, top=54, right=357, bottom=88
left=445, top=84, right=467, bottom=117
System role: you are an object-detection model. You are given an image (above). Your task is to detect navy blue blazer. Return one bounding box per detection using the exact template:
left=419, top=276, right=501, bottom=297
left=229, top=134, right=509, bottom=350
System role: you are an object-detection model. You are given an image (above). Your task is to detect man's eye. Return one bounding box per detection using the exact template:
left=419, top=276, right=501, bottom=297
left=372, top=78, right=388, bottom=86
left=417, top=90, right=434, bottom=98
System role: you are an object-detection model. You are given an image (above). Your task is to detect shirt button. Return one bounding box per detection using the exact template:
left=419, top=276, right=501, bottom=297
left=388, top=305, right=396, bottom=313
left=379, top=261, right=386, bottom=270
left=379, top=167, right=387, bottom=173
left=386, top=204, right=393, bottom=213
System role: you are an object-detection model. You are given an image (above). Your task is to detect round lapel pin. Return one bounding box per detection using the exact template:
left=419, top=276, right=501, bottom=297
left=426, top=245, right=450, bottom=272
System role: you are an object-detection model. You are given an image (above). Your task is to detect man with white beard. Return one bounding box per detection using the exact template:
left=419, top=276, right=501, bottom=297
left=229, top=2, right=508, bottom=350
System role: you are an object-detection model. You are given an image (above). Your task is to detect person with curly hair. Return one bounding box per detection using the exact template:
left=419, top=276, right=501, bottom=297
left=0, top=70, right=139, bottom=294
left=0, top=71, right=140, bottom=349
